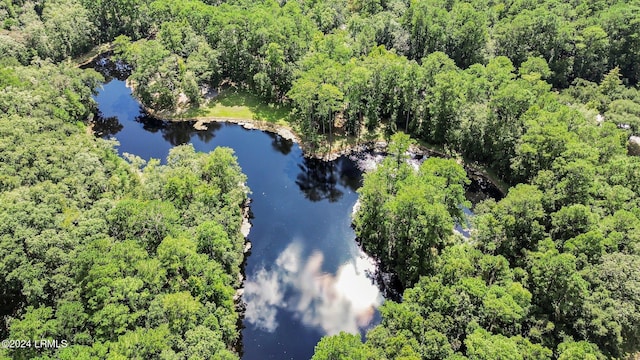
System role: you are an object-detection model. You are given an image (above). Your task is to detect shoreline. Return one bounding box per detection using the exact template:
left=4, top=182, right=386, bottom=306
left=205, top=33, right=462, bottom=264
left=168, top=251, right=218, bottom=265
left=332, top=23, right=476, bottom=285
left=83, top=53, right=508, bottom=354
left=129, top=101, right=510, bottom=196
left=82, top=50, right=508, bottom=195
left=75, top=43, right=114, bottom=67
left=156, top=113, right=510, bottom=195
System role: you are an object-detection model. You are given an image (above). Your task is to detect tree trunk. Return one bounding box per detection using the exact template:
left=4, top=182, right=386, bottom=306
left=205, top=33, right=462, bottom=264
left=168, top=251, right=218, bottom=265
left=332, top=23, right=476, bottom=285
left=405, top=110, right=410, bottom=132
left=329, top=112, right=332, bottom=144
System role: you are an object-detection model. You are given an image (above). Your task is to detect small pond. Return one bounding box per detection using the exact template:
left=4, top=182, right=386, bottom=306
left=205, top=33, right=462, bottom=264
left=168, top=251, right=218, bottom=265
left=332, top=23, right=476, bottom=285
left=88, top=55, right=501, bottom=359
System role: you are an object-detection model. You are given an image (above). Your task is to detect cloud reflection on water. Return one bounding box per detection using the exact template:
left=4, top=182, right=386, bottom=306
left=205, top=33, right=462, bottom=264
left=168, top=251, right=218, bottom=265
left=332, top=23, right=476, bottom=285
left=243, top=242, right=383, bottom=336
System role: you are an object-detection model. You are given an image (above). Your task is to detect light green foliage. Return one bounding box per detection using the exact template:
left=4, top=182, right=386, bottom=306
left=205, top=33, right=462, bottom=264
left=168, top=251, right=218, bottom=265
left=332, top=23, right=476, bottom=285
left=550, top=204, right=598, bottom=244
left=353, top=244, right=540, bottom=358
left=312, top=332, right=373, bottom=360
left=2, top=0, right=640, bottom=359
left=196, top=221, right=237, bottom=273
left=474, top=184, right=546, bottom=264
left=184, top=325, right=236, bottom=360
left=354, top=132, right=469, bottom=287
left=0, top=62, right=102, bottom=123
left=0, top=62, right=247, bottom=358
left=557, top=340, right=606, bottom=360
left=108, top=325, right=174, bottom=359
left=107, top=199, right=180, bottom=251
left=606, top=99, right=640, bottom=134
left=465, top=328, right=551, bottom=360
left=519, top=57, right=552, bottom=81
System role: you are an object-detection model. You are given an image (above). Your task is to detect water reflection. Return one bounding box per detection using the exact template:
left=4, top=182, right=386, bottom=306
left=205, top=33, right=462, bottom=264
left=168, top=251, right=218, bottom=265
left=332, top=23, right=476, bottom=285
left=92, top=114, right=123, bottom=137
left=194, top=122, right=221, bottom=143
left=90, top=57, right=379, bottom=360
left=82, top=53, right=131, bottom=81
left=268, top=133, right=294, bottom=155
left=89, top=56, right=502, bottom=360
left=296, top=160, right=342, bottom=202
left=244, top=243, right=383, bottom=336
left=159, top=121, right=194, bottom=146
left=295, top=158, right=361, bottom=202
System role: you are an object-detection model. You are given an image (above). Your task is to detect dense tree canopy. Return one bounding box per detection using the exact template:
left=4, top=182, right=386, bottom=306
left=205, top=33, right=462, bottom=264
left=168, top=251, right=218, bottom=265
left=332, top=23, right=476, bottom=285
left=0, top=61, right=248, bottom=359
left=326, top=129, right=639, bottom=358
left=1, top=0, right=640, bottom=358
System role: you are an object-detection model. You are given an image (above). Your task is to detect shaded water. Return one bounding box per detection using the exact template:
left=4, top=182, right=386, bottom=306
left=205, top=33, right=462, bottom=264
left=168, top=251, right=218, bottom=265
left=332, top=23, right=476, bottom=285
left=89, top=55, right=502, bottom=359
left=91, top=61, right=383, bottom=360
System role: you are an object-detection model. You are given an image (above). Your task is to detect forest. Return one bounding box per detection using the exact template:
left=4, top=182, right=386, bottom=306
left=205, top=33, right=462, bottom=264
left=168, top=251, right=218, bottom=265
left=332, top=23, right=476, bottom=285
left=0, top=59, right=249, bottom=358
left=1, top=0, right=639, bottom=359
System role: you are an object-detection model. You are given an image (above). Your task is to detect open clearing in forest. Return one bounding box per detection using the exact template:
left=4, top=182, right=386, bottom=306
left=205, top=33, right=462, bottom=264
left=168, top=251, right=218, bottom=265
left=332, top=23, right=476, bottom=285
left=183, top=88, right=292, bottom=126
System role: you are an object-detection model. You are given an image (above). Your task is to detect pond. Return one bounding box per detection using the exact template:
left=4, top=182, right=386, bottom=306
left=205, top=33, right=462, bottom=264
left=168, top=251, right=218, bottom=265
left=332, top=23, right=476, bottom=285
left=91, top=57, right=383, bottom=360
left=88, top=55, right=502, bottom=360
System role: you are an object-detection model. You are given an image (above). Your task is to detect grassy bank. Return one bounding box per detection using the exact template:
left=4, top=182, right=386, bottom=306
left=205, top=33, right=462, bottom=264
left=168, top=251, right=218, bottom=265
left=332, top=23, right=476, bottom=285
left=174, top=91, right=510, bottom=194
left=179, top=89, right=292, bottom=127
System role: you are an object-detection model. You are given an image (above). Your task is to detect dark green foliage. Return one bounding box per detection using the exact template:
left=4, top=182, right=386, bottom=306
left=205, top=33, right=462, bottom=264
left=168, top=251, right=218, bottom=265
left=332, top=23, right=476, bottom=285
left=341, top=100, right=639, bottom=357
left=0, top=61, right=247, bottom=359
left=354, top=132, right=469, bottom=287
left=1, top=0, right=640, bottom=358
left=474, top=185, right=546, bottom=265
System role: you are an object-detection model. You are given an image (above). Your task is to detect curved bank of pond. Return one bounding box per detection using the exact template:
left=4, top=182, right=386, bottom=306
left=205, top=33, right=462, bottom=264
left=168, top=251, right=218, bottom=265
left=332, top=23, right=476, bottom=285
left=90, top=58, right=383, bottom=360
left=87, top=54, right=502, bottom=360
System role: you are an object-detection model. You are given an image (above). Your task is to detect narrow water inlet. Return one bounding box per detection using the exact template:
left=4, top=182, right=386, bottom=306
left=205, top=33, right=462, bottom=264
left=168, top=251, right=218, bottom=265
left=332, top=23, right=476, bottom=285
left=88, top=54, right=501, bottom=360
left=90, top=61, right=382, bottom=359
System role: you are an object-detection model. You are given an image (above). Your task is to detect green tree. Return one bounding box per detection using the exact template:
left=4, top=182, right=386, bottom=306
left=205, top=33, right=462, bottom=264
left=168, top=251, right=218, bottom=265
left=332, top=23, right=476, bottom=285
left=557, top=340, right=606, bottom=360
left=528, top=239, right=588, bottom=337
left=446, top=2, right=487, bottom=68
left=312, top=332, right=372, bottom=360
left=465, top=328, right=552, bottom=360
left=475, top=184, right=546, bottom=265
left=81, top=0, right=150, bottom=41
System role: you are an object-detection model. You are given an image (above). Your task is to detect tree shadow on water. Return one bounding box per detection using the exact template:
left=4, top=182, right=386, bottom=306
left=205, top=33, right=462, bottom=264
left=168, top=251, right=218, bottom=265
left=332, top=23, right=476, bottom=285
left=135, top=113, right=224, bottom=146
left=268, top=132, right=293, bottom=155
left=295, top=158, right=344, bottom=202
left=193, top=122, right=222, bottom=144
left=161, top=122, right=196, bottom=146
left=93, top=113, right=124, bottom=138
left=82, top=52, right=131, bottom=81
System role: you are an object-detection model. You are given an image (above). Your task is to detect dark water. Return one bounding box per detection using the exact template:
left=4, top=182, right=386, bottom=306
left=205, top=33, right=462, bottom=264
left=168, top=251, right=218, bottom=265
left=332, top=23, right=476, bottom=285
left=89, top=55, right=502, bottom=360
left=92, top=70, right=383, bottom=360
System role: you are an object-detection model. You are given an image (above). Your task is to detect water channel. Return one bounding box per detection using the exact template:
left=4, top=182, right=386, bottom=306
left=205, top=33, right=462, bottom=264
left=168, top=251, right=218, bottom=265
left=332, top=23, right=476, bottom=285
left=88, top=56, right=501, bottom=360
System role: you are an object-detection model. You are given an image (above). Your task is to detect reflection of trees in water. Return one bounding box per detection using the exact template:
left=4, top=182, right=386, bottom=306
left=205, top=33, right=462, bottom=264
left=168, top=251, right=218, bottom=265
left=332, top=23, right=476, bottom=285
left=267, top=133, right=293, bottom=155
left=161, top=122, right=194, bottom=146
left=134, top=115, right=223, bottom=146
left=82, top=53, right=131, bottom=81
left=295, top=157, right=363, bottom=202
left=464, top=176, right=504, bottom=206
left=92, top=113, right=123, bottom=138
left=136, top=114, right=163, bottom=133
left=193, top=122, right=221, bottom=144
left=333, top=157, right=362, bottom=192
left=296, top=159, right=342, bottom=202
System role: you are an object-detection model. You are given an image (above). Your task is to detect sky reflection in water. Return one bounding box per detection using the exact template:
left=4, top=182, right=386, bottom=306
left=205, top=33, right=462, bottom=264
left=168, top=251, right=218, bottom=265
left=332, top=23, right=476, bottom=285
left=91, top=74, right=380, bottom=359
left=244, top=242, right=383, bottom=336
left=91, top=68, right=500, bottom=359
